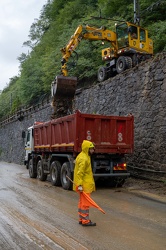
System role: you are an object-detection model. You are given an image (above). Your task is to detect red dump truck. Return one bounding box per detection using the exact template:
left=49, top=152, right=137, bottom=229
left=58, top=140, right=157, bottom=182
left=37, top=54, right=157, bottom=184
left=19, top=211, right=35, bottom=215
left=24, top=111, right=134, bottom=189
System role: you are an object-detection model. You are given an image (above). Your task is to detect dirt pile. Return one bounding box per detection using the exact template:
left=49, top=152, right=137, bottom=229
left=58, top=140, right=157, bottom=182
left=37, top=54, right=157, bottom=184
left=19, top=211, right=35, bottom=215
left=124, top=177, right=166, bottom=198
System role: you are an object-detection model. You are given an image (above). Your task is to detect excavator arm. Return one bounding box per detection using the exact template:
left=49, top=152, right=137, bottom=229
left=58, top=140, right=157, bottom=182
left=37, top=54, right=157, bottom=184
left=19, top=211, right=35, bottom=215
left=60, top=24, right=117, bottom=76
left=51, top=24, right=117, bottom=119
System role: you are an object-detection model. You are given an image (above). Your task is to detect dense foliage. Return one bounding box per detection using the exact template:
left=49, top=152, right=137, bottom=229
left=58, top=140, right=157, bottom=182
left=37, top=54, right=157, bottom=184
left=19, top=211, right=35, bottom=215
left=0, top=0, right=165, bottom=119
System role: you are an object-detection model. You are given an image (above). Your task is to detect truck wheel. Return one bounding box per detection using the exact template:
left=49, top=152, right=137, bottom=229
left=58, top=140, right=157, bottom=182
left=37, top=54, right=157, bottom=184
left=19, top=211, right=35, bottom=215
left=116, top=56, right=127, bottom=74
left=97, top=66, right=107, bottom=82
left=37, top=160, right=47, bottom=181
left=61, top=162, right=73, bottom=190
left=50, top=161, right=61, bottom=186
left=29, top=159, right=37, bottom=178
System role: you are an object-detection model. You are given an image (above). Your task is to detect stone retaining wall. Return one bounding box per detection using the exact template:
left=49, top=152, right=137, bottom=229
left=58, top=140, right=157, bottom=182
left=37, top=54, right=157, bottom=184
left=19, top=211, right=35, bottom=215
left=0, top=53, right=166, bottom=178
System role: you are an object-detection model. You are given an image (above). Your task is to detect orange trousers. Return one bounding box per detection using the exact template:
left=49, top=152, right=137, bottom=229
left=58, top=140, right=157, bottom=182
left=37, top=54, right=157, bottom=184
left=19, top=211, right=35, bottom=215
left=78, top=192, right=90, bottom=224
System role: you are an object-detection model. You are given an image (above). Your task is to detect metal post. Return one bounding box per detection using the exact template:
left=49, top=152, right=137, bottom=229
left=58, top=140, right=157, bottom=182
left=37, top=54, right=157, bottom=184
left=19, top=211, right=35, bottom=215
left=134, top=0, right=140, bottom=25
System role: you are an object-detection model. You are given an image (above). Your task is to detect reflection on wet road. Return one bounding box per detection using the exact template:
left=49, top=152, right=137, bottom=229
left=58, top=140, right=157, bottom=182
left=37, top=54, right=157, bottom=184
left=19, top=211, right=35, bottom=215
left=0, top=162, right=166, bottom=250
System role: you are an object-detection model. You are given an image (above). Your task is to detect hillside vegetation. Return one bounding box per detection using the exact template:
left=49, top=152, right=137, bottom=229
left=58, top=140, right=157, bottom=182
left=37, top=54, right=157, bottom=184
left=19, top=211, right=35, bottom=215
left=0, top=0, right=165, bottom=119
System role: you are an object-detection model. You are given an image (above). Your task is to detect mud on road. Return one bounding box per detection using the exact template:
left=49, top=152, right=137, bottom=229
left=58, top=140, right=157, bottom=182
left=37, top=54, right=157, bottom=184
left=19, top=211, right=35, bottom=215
left=0, top=162, right=166, bottom=250
left=124, top=176, right=166, bottom=197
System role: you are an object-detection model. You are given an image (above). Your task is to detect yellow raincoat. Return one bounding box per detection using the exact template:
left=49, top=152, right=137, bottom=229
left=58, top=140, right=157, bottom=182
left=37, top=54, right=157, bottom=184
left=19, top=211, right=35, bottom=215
left=73, top=140, right=95, bottom=193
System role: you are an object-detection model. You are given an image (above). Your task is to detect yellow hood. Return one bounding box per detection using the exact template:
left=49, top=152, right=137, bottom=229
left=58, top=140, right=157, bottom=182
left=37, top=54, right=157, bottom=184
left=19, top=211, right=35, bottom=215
left=81, top=140, right=95, bottom=155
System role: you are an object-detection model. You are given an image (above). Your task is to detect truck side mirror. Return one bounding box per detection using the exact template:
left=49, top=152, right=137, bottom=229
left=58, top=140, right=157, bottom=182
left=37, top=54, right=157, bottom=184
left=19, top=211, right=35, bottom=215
left=22, top=130, right=26, bottom=139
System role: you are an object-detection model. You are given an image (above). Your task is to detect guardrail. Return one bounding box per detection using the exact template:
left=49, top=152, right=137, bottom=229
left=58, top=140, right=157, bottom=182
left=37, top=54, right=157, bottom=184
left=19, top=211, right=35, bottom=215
left=0, top=96, right=51, bottom=127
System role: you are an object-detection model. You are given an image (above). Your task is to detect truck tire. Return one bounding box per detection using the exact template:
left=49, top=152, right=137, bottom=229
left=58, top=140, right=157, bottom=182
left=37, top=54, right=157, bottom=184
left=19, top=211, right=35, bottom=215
left=61, top=162, right=73, bottom=190
left=50, top=161, right=61, bottom=186
left=97, top=66, right=107, bottom=82
left=29, top=159, right=37, bottom=178
left=37, top=160, right=47, bottom=181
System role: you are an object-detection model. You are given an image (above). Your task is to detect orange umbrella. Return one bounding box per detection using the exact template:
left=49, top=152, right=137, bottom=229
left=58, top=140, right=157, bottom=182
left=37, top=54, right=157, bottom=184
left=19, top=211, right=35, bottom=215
left=66, top=175, right=105, bottom=214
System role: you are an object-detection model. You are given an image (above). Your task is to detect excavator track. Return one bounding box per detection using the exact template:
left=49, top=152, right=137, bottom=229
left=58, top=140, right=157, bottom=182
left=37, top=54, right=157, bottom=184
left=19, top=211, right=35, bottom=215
left=51, top=75, right=77, bottom=118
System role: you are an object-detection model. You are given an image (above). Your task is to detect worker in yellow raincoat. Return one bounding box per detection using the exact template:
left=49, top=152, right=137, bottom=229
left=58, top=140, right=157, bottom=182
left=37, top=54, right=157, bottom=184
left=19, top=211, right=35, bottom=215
left=73, top=140, right=96, bottom=226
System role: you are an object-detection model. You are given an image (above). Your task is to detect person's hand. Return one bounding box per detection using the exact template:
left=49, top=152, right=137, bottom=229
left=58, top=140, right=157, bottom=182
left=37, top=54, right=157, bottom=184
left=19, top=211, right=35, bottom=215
left=78, top=185, right=83, bottom=192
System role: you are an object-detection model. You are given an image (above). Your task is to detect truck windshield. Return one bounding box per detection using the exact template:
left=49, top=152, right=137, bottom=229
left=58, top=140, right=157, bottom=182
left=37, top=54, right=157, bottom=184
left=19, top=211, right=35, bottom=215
left=116, top=23, right=129, bottom=48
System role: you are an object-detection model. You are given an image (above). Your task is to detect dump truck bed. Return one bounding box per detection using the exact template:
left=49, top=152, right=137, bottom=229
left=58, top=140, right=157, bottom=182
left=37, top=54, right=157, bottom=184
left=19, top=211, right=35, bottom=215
left=33, top=111, right=134, bottom=154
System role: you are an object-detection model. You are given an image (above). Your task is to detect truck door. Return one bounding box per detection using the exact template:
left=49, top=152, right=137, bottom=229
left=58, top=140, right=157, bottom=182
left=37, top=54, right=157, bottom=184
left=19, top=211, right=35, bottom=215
left=24, top=127, right=33, bottom=166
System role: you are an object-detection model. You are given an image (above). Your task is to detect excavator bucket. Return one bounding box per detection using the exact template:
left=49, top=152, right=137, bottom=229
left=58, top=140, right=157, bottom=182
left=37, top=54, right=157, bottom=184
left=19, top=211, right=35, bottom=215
left=51, top=75, right=77, bottom=119
left=51, top=75, right=77, bottom=98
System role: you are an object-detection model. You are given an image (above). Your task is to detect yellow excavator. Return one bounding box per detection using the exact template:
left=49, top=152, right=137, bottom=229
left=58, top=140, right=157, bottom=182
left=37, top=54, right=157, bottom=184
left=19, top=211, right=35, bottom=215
left=60, top=21, right=153, bottom=82
left=51, top=1, right=153, bottom=117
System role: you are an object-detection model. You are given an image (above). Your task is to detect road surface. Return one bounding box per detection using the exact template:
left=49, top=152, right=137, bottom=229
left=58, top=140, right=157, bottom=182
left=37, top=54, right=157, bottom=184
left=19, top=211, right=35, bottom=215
left=0, top=162, right=165, bottom=250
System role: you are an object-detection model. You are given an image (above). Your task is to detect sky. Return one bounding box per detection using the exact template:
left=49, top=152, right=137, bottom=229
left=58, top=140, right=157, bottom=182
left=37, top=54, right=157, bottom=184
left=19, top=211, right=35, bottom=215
left=0, top=0, right=47, bottom=91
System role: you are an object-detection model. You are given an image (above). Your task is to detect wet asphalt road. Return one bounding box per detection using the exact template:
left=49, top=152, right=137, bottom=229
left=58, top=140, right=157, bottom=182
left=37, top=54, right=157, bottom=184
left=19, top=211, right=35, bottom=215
left=0, top=162, right=166, bottom=250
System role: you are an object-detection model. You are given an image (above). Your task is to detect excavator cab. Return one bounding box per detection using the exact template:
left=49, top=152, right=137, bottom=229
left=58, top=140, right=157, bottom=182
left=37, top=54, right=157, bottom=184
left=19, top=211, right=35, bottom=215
left=116, top=22, right=153, bottom=55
